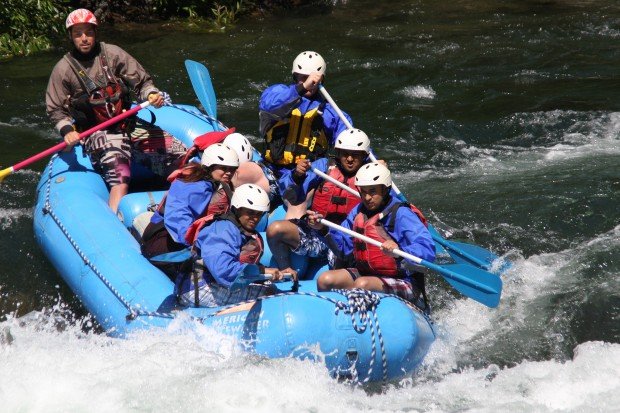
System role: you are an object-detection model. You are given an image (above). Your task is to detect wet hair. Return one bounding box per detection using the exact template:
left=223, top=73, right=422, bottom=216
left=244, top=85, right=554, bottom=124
left=176, top=163, right=213, bottom=183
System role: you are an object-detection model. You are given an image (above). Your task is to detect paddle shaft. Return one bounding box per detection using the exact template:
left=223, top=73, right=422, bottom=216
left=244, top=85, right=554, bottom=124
left=259, top=273, right=293, bottom=281
left=318, top=217, right=498, bottom=295
left=11, top=101, right=151, bottom=173
left=311, top=167, right=360, bottom=196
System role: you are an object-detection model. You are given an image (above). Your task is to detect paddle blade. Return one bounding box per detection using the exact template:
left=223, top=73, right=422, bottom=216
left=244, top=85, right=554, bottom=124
left=439, top=264, right=503, bottom=308
left=230, top=272, right=268, bottom=291
left=0, top=166, right=13, bottom=183
left=449, top=240, right=512, bottom=273
left=185, top=59, right=217, bottom=119
left=428, top=224, right=498, bottom=272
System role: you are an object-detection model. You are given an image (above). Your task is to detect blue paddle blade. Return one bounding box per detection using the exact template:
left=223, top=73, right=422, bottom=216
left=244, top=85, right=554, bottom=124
left=184, top=59, right=217, bottom=119
left=428, top=224, right=503, bottom=272
left=438, top=263, right=503, bottom=308
left=230, top=273, right=264, bottom=291
left=148, top=248, right=192, bottom=263
left=448, top=241, right=512, bottom=273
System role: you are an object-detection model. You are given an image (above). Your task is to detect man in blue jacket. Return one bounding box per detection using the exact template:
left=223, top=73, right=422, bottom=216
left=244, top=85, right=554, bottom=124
left=259, top=51, right=353, bottom=173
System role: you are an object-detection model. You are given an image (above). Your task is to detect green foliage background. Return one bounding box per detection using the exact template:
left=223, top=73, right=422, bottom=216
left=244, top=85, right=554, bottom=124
left=0, top=0, right=67, bottom=60
left=0, top=0, right=332, bottom=60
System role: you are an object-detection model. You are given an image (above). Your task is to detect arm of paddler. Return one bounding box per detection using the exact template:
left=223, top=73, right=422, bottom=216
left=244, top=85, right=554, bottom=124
left=391, top=207, right=436, bottom=263
left=164, top=180, right=213, bottom=245
left=197, top=221, right=254, bottom=288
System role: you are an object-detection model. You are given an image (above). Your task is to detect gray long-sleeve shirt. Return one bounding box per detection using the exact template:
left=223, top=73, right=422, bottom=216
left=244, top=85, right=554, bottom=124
left=45, top=42, right=159, bottom=134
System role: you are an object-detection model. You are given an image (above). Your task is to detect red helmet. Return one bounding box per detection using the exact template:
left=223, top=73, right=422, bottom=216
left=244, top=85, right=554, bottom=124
left=65, top=9, right=98, bottom=30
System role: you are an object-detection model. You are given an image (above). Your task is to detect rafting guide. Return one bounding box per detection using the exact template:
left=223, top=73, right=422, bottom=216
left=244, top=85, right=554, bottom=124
left=45, top=8, right=165, bottom=212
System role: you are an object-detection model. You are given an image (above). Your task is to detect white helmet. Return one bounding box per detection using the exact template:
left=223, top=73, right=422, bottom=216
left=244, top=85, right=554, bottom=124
left=291, top=51, right=326, bottom=76
left=231, top=184, right=270, bottom=212
left=334, top=129, right=370, bottom=153
left=200, top=143, right=239, bottom=167
left=355, top=162, right=392, bottom=187
left=223, top=133, right=253, bottom=164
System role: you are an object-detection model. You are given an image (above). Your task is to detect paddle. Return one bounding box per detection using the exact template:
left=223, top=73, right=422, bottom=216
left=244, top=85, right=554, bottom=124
left=185, top=59, right=218, bottom=121
left=0, top=101, right=151, bottom=183
left=318, top=85, right=494, bottom=271
left=230, top=270, right=294, bottom=291
left=311, top=166, right=360, bottom=197
left=318, top=217, right=502, bottom=308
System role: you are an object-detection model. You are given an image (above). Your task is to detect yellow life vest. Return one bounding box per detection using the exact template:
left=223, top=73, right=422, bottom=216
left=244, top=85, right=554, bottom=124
left=264, top=106, right=329, bottom=166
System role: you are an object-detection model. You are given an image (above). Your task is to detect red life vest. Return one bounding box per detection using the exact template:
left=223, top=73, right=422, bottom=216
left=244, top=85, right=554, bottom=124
left=185, top=212, right=263, bottom=264
left=352, top=202, right=428, bottom=278
left=311, top=161, right=360, bottom=223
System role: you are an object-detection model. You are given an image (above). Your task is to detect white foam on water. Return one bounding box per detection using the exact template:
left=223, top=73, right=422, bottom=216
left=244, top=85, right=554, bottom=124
left=3, top=168, right=41, bottom=182
left=0, top=310, right=364, bottom=412
left=400, top=85, right=437, bottom=100
left=415, top=225, right=620, bottom=406
left=0, top=117, right=53, bottom=140
left=542, top=111, right=620, bottom=162
left=2, top=309, right=618, bottom=412
left=0, top=208, right=32, bottom=230
left=398, top=111, right=620, bottom=181
left=398, top=341, right=620, bottom=412
left=1, top=227, right=617, bottom=412
left=437, top=224, right=618, bottom=345
left=582, top=22, right=620, bottom=38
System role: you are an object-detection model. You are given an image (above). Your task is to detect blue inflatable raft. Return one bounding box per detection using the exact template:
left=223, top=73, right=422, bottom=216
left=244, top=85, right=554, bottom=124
left=33, top=103, right=445, bottom=383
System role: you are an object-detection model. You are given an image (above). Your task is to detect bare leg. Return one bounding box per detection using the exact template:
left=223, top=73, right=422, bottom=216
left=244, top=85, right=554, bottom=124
left=284, top=188, right=315, bottom=219
left=108, top=183, right=128, bottom=213
left=266, top=220, right=301, bottom=270
left=352, top=276, right=386, bottom=292
left=216, top=301, right=257, bottom=315
left=317, top=269, right=356, bottom=291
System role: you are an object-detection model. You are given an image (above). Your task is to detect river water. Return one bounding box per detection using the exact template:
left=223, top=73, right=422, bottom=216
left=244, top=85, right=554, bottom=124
left=1, top=0, right=619, bottom=411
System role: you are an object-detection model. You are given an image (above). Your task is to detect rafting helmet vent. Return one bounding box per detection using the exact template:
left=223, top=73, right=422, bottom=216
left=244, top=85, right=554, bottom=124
left=223, top=133, right=253, bottom=164
left=201, top=143, right=240, bottom=168
left=292, top=51, right=326, bottom=76
left=355, top=162, right=392, bottom=187
left=335, top=129, right=370, bottom=153
left=231, top=184, right=270, bottom=212
left=66, top=9, right=98, bottom=29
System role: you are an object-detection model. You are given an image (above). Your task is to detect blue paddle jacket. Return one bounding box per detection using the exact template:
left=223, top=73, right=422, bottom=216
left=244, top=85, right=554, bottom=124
left=150, top=179, right=216, bottom=245
left=194, top=220, right=262, bottom=288
left=277, top=157, right=331, bottom=204
left=259, top=84, right=352, bottom=147
left=324, top=195, right=436, bottom=273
